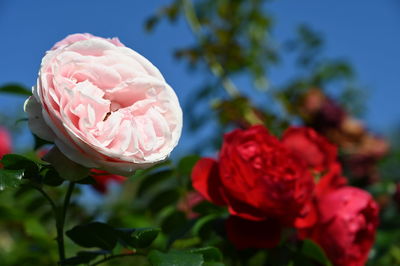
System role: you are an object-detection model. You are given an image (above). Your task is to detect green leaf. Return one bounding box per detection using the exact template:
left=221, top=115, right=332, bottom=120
left=67, top=222, right=160, bottom=252
left=0, top=83, right=32, bottom=96
left=192, top=201, right=225, bottom=216
left=131, top=227, right=160, bottom=248
left=301, top=239, right=332, bottom=266
left=116, top=227, right=160, bottom=249
left=40, top=166, right=64, bottom=186
left=25, top=218, right=48, bottom=238
left=161, top=211, right=187, bottom=234
left=1, top=154, right=39, bottom=180
left=188, top=247, right=222, bottom=262
left=137, top=169, right=174, bottom=197
left=172, top=237, right=201, bottom=249
left=0, top=169, right=24, bottom=190
left=145, top=16, right=160, bottom=32
left=160, top=211, right=196, bottom=248
left=66, top=222, right=118, bottom=250
left=61, top=250, right=110, bottom=265
left=149, top=189, right=180, bottom=212
left=192, top=214, right=220, bottom=239
left=149, top=250, right=204, bottom=266
left=26, top=195, right=47, bottom=213
left=177, top=155, right=200, bottom=176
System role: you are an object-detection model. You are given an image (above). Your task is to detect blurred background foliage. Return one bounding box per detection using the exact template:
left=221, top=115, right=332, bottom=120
left=0, top=0, right=399, bottom=265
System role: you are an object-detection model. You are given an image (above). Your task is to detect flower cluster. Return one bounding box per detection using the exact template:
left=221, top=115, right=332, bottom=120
left=299, top=89, right=388, bottom=183
left=192, top=125, right=379, bottom=265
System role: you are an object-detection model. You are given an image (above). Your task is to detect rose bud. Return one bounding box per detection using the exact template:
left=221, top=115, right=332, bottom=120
left=300, top=89, right=325, bottom=114
left=192, top=125, right=314, bottom=225
left=314, top=98, right=346, bottom=129
left=25, top=33, right=182, bottom=176
left=300, top=89, right=345, bottom=129
left=90, top=169, right=126, bottom=194
left=299, top=187, right=379, bottom=266
left=340, top=117, right=365, bottom=140
left=0, top=127, right=12, bottom=167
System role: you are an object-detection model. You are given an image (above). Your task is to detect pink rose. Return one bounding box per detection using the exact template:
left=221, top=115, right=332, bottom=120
left=52, top=33, right=124, bottom=50
left=25, top=33, right=182, bottom=175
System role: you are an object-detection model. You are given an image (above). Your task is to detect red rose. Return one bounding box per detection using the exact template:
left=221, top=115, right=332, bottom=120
left=282, top=127, right=337, bottom=174
left=91, top=169, right=127, bottom=194
left=221, top=125, right=315, bottom=224
left=0, top=127, right=11, bottom=160
left=192, top=125, right=314, bottom=224
left=315, top=162, right=347, bottom=197
left=295, top=163, right=347, bottom=231
left=299, top=187, right=379, bottom=266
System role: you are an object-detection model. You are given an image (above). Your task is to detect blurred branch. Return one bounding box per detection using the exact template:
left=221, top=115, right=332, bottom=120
left=182, top=0, right=240, bottom=98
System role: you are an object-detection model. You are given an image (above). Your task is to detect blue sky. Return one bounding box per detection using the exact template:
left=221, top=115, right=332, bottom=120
left=0, top=0, right=399, bottom=154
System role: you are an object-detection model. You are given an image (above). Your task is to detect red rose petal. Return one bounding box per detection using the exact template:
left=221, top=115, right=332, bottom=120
left=0, top=127, right=12, bottom=159
left=282, top=127, right=337, bottom=173
left=191, top=158, right=226, bottom=206
left=91, top=169, right=127, bottom=194
left=316, top=162, right=347, bottom=197
left=302, top=187, right=379, bottom=266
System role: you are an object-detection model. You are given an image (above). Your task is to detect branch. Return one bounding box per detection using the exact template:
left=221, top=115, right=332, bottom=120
left=57, top=181, right=75, bottom=261
left=182, top=0, right=240, bottom=98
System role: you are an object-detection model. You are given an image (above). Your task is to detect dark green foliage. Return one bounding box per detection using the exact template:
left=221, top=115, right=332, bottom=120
left=149, top=250, right=204, bottom=266
left=0, top=169, right=24, bottom=190
left=116, top=227, right=161, bottom=249
left=149, top=247, right=223, bottom=266
left=66, top=222, right=119, bottom=250
left=61, top=250, right=111, bottom=265
left=0, top=83, right=31, bottom=96
left=66, top=222, right=161, bottom=251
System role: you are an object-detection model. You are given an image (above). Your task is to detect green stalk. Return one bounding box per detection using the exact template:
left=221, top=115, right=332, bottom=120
left=56, top=181, right=75, bottom=262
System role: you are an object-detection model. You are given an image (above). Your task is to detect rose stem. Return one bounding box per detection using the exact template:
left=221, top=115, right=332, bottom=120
left=56, top=181, right=75, bottom=262
left=22, top=184, right=64, bottom=262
